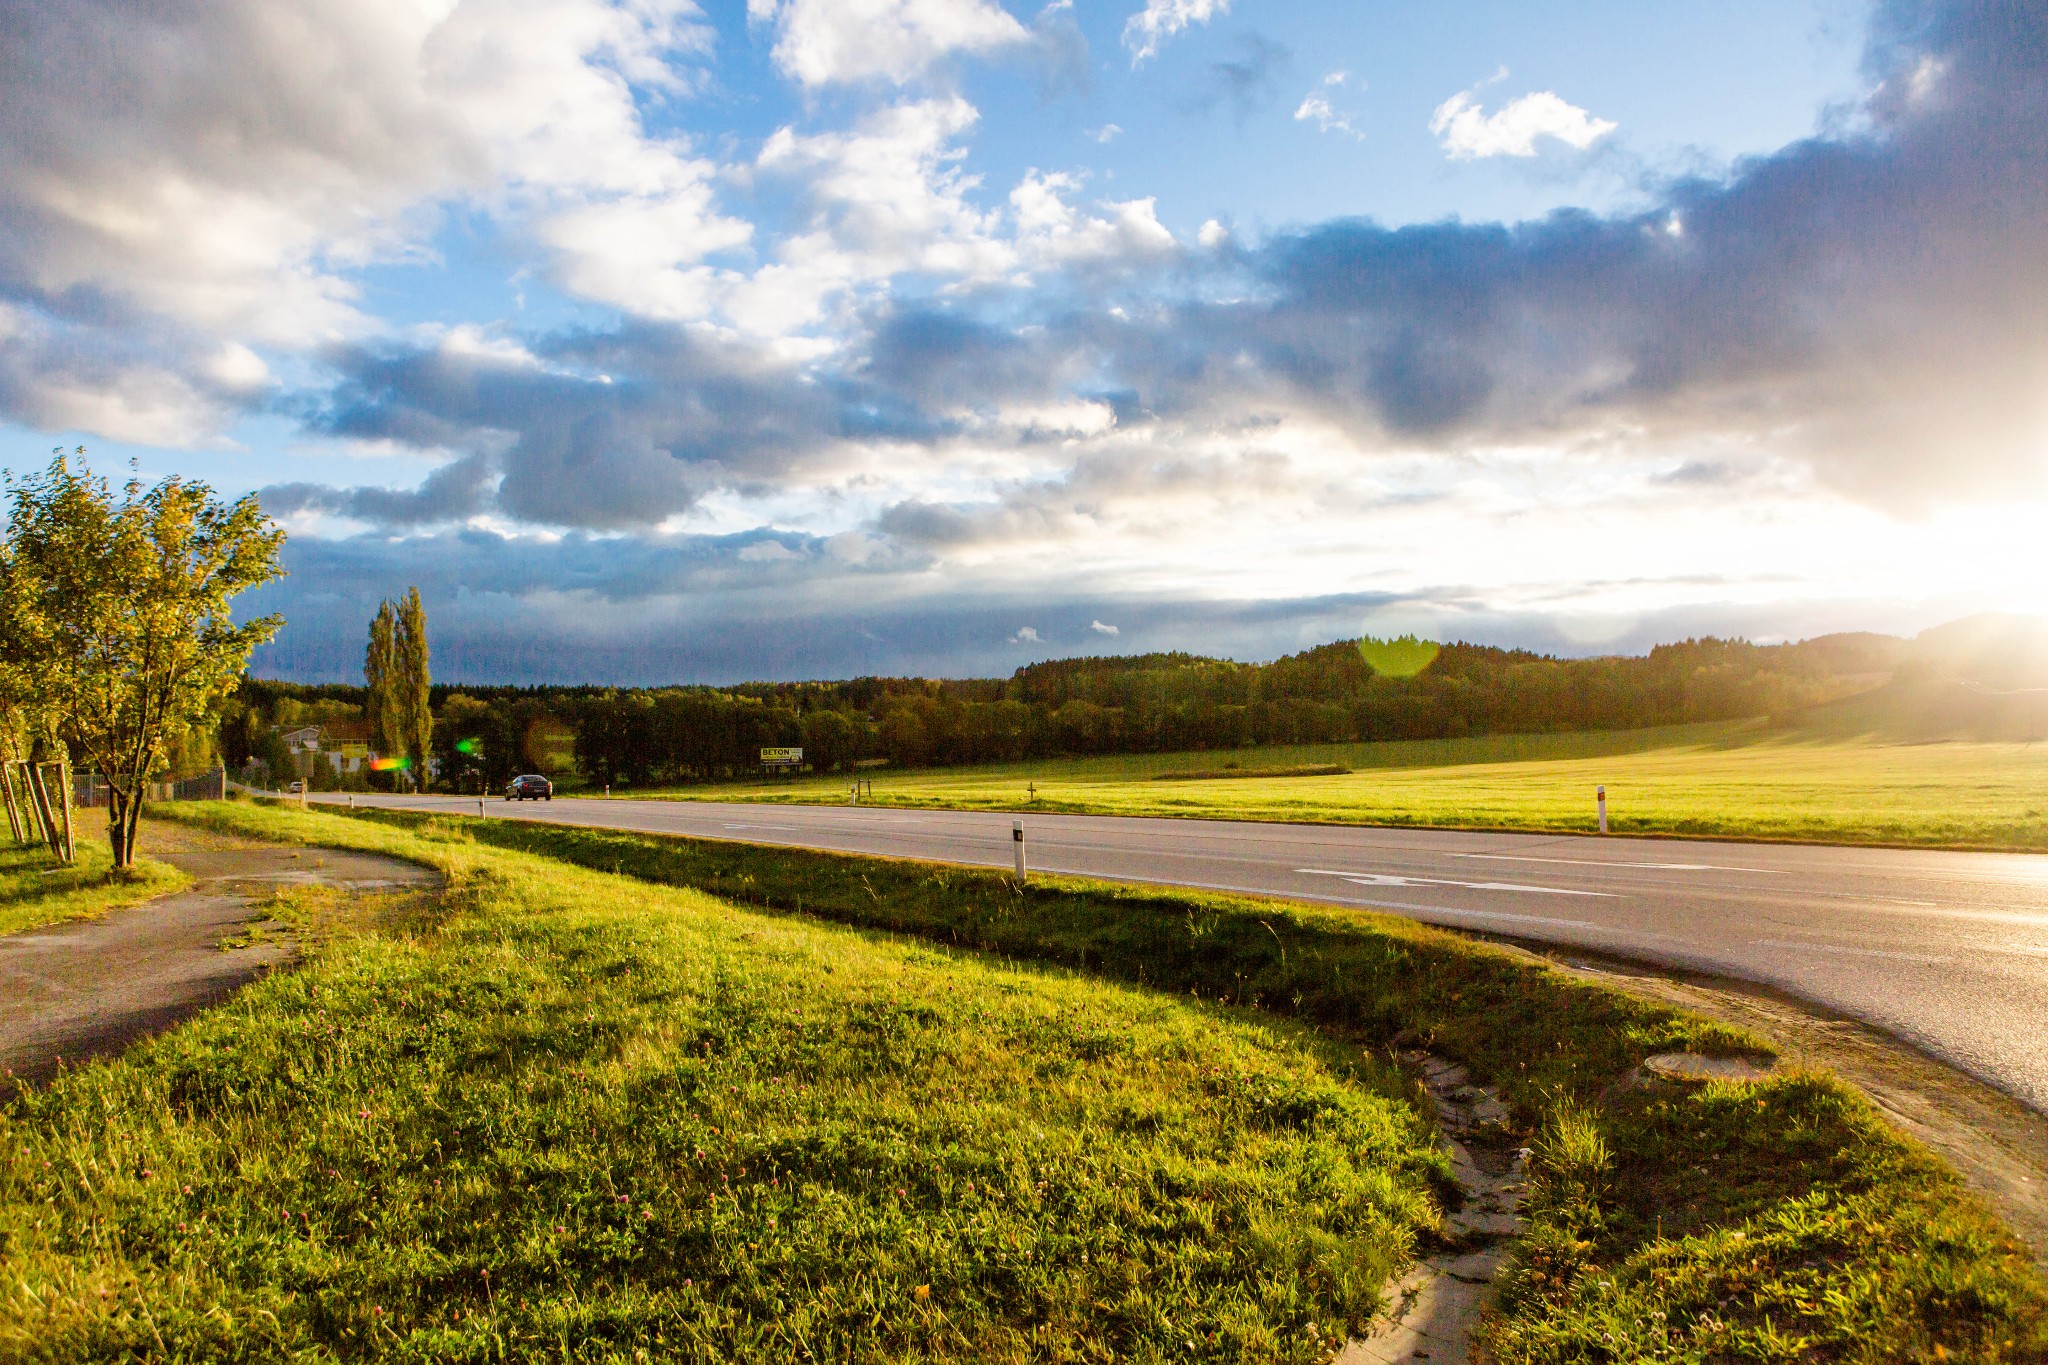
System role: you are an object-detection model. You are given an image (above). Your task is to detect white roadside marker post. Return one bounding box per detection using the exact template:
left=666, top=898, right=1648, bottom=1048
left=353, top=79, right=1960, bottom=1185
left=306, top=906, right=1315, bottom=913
left=478, top=797, right=486, bottom=819
left=1013, top=820, right=1026, bottom=885
left=1597, top=785, right=1609, bottom=835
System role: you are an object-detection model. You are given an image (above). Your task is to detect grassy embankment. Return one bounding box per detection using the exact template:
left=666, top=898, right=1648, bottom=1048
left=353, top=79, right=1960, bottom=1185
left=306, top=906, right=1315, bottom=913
left=0, top=837, right=186, bottom=937
left=648, top=719, right=2048, bottom=851
left=99, top=800, right=2048, bottom=1360
left=5, top=802, right=1457, bottom=1362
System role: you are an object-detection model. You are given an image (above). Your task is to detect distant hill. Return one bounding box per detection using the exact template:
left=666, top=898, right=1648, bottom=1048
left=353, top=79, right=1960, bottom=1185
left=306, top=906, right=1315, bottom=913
left=1786, top=613, right=2048, bottom=741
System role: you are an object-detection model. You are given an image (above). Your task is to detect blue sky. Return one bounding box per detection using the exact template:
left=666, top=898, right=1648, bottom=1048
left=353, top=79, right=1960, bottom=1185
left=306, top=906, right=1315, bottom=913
left=3, top=0, right=2043, bottom=682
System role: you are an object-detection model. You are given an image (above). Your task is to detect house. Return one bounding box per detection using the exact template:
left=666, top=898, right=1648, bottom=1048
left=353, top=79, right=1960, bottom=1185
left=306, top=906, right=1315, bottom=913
left=281, top=721, right=377, bottom=775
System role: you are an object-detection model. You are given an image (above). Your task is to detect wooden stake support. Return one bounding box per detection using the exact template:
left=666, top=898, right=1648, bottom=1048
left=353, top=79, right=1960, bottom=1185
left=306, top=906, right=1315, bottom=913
left=6, top=761, right=47, bottom=847
left=48, top=761, right=74, bottom=865
left=24, top=762, right=63, bottom=862
left=0, top=763, right=23, bottom=844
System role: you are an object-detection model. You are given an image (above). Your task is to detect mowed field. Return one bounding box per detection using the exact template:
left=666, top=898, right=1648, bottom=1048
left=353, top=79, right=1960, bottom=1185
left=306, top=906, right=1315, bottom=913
left=658, top=722, right=2048, bottom=851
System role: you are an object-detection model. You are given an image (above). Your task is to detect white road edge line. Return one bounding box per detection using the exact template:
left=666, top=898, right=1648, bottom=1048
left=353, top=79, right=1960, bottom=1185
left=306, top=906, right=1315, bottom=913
left=1296, top=868, right=1613, bottom=898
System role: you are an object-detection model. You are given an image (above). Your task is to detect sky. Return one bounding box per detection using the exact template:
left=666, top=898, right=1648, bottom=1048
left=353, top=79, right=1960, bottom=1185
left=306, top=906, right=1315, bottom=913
left=2, top=0, right=2044, bottom=683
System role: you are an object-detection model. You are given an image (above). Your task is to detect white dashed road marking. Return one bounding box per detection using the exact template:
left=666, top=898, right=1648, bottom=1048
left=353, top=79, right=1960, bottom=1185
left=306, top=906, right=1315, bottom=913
left=1296, top=869, right=1614, bottom=897
left=1449, top=853, right=1783, bottom=874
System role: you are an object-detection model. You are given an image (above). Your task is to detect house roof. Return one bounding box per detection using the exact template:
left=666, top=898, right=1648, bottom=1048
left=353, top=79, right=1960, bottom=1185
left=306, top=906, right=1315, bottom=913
left=279, top=720, right=374, bottom=746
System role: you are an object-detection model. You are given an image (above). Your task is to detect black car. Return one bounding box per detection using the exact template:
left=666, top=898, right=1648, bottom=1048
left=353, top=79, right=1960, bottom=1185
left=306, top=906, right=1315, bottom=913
left=506, top=774, right=553, bottom=801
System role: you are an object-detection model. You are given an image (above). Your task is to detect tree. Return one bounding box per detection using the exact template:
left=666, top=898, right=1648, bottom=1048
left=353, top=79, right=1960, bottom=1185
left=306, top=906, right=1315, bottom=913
left=363, top=588, right=430, bottom=790
left=364, top=600, right=400, bottom=766
left=1, top=451, right=284, bottom=867
left=396, top=587, right=431, bottom=789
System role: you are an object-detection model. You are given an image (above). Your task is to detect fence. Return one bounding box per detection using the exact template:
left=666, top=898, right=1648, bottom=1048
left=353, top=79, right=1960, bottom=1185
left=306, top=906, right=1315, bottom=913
left=70, top=766, right=228, bottom=808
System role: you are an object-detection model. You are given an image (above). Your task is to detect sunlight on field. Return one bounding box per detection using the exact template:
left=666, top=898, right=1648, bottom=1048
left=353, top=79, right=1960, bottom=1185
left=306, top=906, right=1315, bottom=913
left=666, top=722, right=2048, bottom=850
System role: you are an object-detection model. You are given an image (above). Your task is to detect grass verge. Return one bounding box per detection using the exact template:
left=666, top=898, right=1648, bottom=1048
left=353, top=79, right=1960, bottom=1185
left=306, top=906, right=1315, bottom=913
left=289, top=801, right=2048, bottom=1363
left=0, top=838, right=186, bottom=938
left=641, top=722, right=2048, bottom=852
left=3, top=803, right=1450, bottom=1362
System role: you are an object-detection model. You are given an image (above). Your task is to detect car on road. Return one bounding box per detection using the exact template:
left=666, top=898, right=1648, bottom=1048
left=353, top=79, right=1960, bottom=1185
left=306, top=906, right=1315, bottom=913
left=285, top=780, right=305, bottom=794
left=506, top=774, right=553, bottom=801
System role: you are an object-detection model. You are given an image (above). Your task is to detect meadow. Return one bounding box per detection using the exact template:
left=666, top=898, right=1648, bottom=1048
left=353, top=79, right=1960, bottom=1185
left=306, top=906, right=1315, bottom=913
left=653, top=721, right=2048, bottom=851
left=64, top=801, right=2045, bottom=1361
left=2, top=805, right=1455, bottom=1362
left=0, top=836, right=186, bottom=937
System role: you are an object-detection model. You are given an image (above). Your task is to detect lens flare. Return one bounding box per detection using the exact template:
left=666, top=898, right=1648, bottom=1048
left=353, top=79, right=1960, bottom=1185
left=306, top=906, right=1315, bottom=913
left=1357, top=634, right=1441, bottom=678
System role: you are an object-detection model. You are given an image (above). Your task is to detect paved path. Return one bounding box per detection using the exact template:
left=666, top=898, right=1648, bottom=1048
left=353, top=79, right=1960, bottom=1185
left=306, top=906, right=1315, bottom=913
left=324, top=793, right=2048, bottom=1115
left=0, top=840, right=434, bottom=1087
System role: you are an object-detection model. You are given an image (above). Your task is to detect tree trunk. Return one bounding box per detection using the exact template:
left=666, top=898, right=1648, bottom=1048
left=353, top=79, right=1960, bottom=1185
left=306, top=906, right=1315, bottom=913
left=126, top=789, right=145, bottom=869
left=108, top=786, right=133, bottom=868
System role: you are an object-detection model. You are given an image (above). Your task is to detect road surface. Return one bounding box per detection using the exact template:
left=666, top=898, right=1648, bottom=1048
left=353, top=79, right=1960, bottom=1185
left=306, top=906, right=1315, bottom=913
left=316, top=793, right=2048, bottom=1114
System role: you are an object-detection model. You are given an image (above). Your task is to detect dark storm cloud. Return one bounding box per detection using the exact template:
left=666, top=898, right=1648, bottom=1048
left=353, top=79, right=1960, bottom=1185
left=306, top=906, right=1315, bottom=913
left=259, top=454, right=498, bottom=525
left=298, top=324, right=948, bottom=529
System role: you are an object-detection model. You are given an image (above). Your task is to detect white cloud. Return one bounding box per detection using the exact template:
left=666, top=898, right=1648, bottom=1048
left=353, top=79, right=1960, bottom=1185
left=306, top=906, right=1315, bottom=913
left=1294, top=71, right=1362, bottom=138
left=1197, top=218, right=1229, bottom=247
left=1087, top=123, right=1124, bottom=143
left=1089, top=619, right=1119, bottom=635
left=1429, top=88, right=1617, bottom=159
left=1009, top=171, right=1176, bottom=268
left=739, top=97, right=1014, bottom=333
left=1011, top=625, right=1041, bottom=642
left=0, top=0, right=748, bottom=439
left=1123, top=0, right=1229, bottom=64
left=757, top=0, right=1028, bottom=87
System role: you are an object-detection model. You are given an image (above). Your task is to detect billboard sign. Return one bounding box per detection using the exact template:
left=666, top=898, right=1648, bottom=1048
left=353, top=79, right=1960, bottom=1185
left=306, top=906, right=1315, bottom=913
left=760, top=747, right=804, bottom=766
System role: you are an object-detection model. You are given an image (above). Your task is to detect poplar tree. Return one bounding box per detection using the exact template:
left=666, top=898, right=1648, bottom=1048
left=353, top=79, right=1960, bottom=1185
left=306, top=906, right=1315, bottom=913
left=1, top=451, right=284, bottom=866
left=364, top=599, right=400, bottom=769
left=396, top=587, right=432, bottom=789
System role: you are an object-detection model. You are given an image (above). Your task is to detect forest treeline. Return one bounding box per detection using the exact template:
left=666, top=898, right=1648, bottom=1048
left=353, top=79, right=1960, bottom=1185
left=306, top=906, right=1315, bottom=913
left=222, top=631, right=1902, bottom=790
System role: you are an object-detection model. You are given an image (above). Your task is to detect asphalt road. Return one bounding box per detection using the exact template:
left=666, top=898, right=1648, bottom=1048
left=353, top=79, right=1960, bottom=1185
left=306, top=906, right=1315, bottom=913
left=317, top=792, right=2048, bottom=1114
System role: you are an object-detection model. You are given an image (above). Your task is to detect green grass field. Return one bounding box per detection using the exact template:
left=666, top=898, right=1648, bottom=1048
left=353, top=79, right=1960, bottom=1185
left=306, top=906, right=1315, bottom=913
left=650, top=721, right=2048, bottom=851
left=2, top=806, right=1450, bottom=1362
left=0, top=837, right=186, bottom=937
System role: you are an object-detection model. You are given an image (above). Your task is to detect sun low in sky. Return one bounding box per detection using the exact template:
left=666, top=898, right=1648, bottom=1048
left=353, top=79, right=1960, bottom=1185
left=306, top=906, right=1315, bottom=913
left=2, top=0, right=2044, bottom=682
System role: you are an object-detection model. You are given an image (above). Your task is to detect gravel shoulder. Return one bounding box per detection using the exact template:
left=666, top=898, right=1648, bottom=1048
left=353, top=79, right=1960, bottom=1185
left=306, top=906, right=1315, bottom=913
left=0, top=822, right=437, bottom=1089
